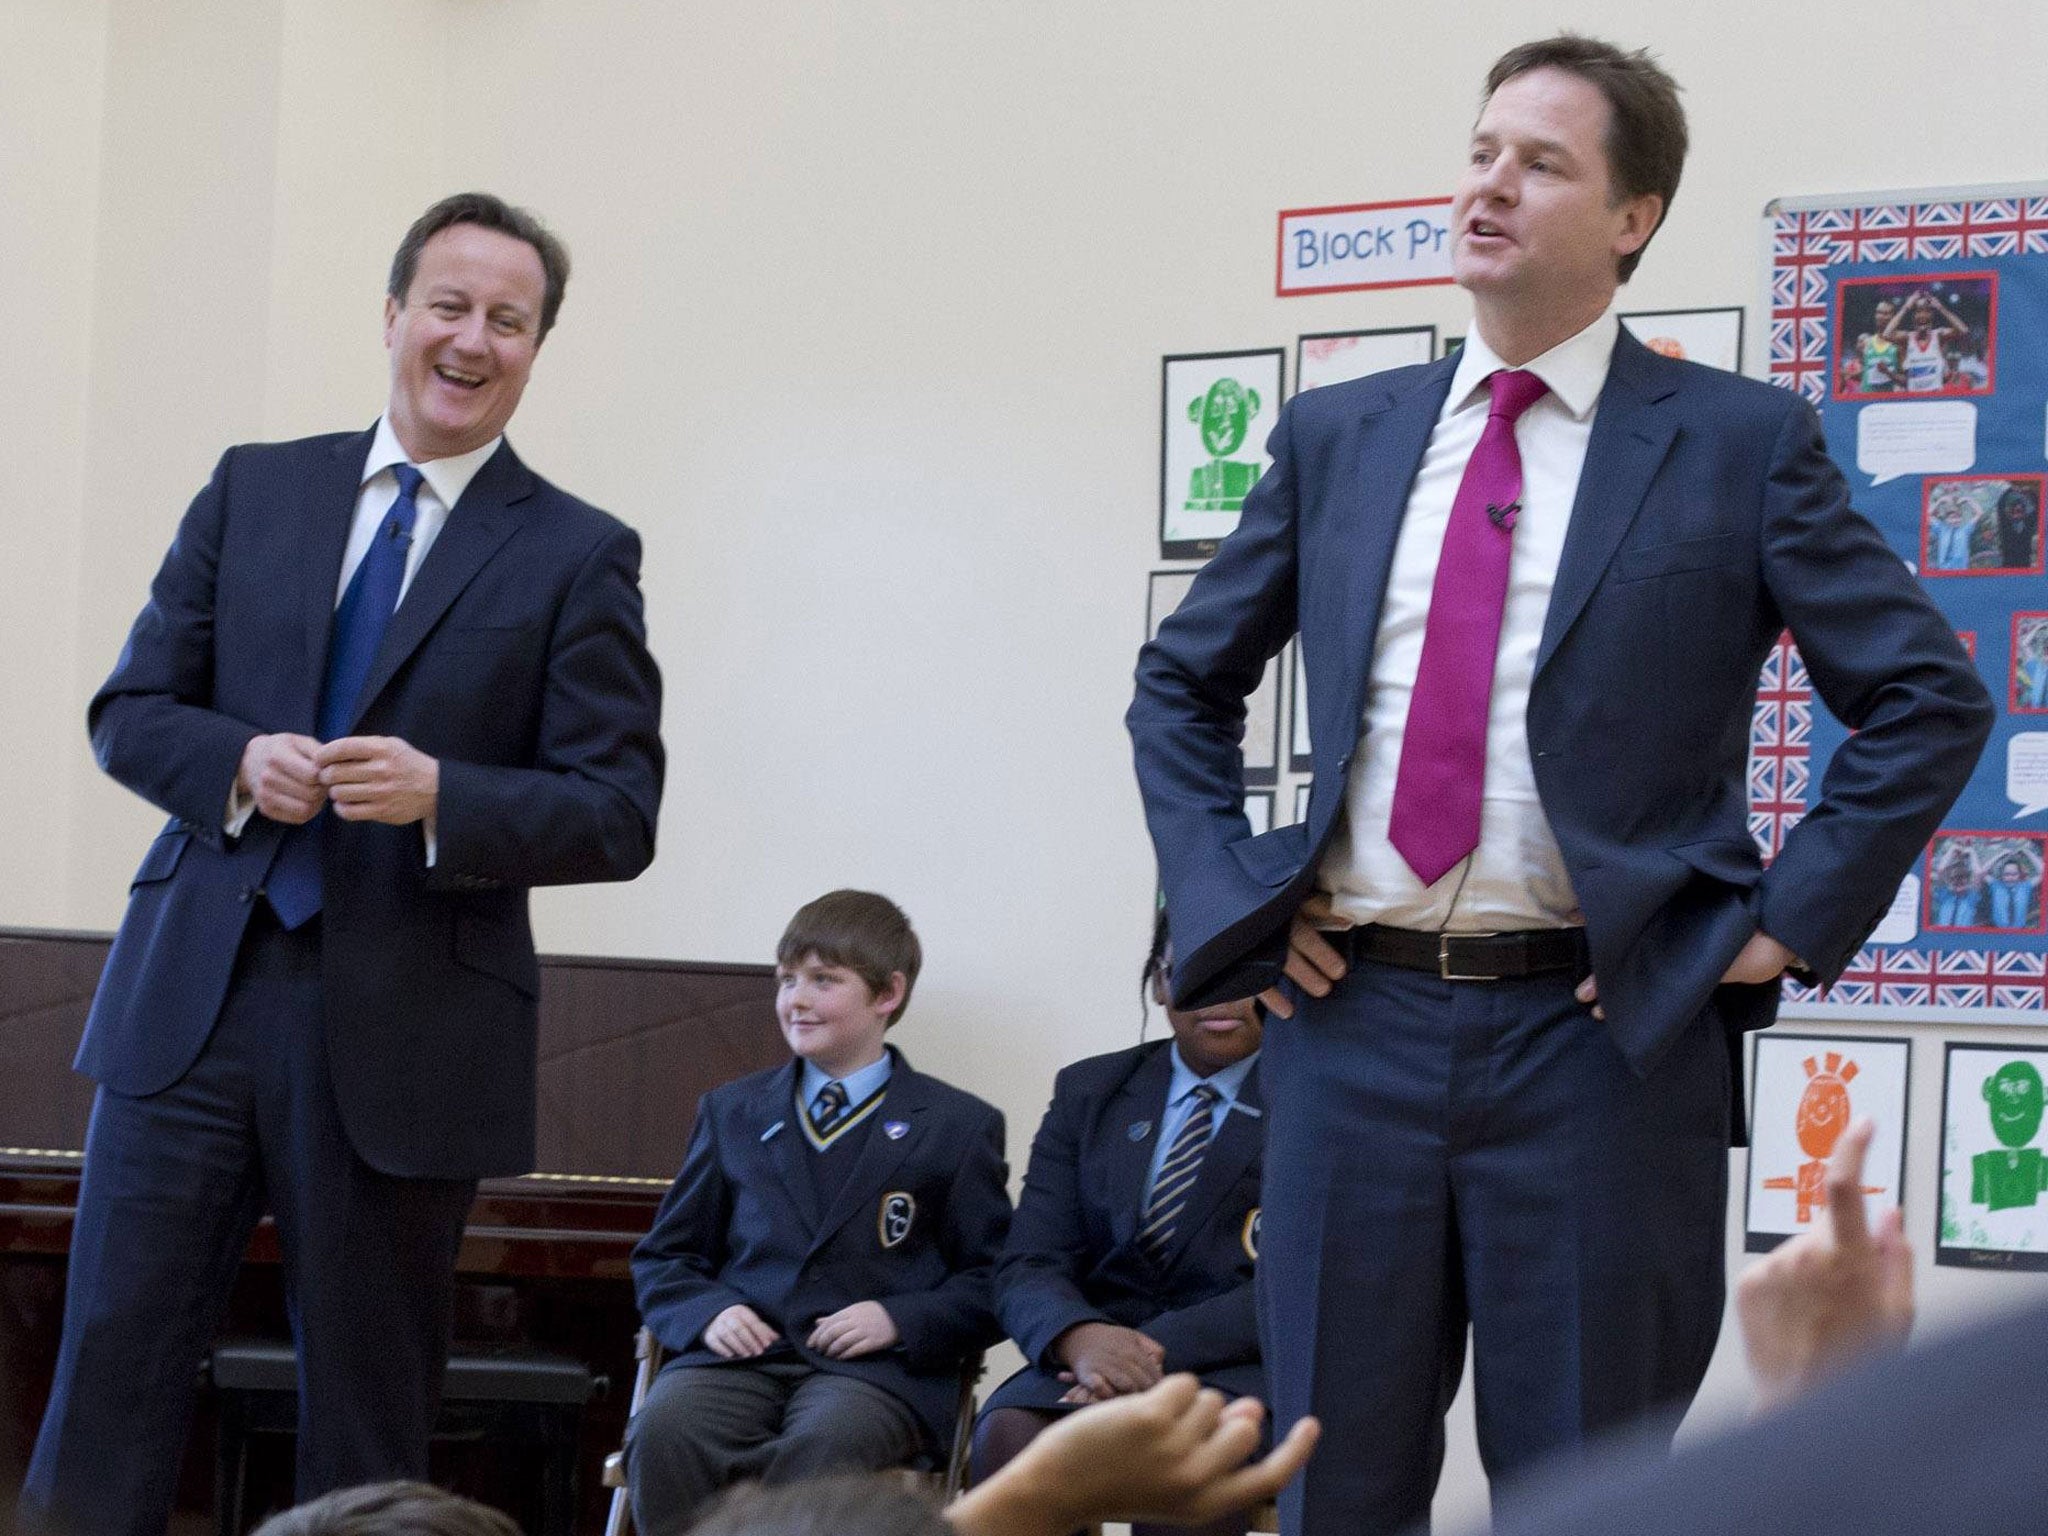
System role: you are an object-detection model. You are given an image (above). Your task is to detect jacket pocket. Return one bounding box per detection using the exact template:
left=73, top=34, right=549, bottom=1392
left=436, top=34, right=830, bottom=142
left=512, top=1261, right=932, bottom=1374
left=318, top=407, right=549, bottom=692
left=1612, top=532, right=1746, bottom=583
left=1229, top=822, right=1310, bottom=887
left=131, top=826, right=191, bottom=887
left=453, top=909, right=540, bottom=997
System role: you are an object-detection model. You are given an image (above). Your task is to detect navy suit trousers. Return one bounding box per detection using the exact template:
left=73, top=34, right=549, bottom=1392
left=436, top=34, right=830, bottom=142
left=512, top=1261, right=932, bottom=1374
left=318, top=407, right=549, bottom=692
left=1256, top=959, right=1728, bottom=1536
left=23, top=910, right=476, bottom=1536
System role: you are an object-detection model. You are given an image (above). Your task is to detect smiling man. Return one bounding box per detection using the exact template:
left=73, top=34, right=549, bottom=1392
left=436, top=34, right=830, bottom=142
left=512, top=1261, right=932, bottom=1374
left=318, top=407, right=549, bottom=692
left=24, top=193, right=665, bottom=1536
left=1128, top=35, right=1989, bottom=1536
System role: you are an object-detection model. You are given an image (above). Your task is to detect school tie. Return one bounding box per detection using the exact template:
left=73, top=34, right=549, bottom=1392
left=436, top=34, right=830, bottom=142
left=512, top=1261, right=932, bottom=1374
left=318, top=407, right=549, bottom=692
left=1387, top=369, right=1549, bottom=887
left=264, top=465, right=425, bottom=929
left=1138, top=1084, right=1220, bottom=1265
left=809, top=1080, right=851, bottom=1139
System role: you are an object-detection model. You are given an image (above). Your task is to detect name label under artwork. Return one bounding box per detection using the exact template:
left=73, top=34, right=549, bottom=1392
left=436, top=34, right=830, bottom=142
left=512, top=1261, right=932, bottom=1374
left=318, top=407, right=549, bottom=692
left=1275, top=198, right=1455, bottom=297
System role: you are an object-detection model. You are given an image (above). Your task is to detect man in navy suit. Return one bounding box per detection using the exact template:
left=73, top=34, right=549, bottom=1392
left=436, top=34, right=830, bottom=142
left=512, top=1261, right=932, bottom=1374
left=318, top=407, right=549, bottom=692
left=628, top=891, right=1010, bottom=1536
left=972, top=915, right=1266, bottom=1536
left=1128, top=36, right=1990, bottom=1536
left=24, top=193, right=664, bottom=1536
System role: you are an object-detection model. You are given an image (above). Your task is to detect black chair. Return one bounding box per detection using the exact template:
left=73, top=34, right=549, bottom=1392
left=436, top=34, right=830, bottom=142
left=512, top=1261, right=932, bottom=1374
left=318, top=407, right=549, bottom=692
left=210, top=1339, right=600, bottom=1536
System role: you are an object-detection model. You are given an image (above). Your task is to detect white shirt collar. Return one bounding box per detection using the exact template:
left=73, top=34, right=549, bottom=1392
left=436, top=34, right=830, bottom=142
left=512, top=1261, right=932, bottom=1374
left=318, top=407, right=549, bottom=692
left=1448, top=310, right=1619, bottom=423
left=362, top=415, right=503, bottom=510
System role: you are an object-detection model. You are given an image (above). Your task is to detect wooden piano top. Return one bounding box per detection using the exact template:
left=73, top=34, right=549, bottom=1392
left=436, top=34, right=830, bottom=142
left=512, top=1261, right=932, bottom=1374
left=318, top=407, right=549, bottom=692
left=0, top=928, right=785, bottom=1278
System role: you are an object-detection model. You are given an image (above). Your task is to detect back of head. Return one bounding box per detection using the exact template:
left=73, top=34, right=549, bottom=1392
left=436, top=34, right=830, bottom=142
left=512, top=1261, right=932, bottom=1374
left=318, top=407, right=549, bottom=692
left=688, top=1475, right=949, bottom=1536
left=1484, top=33, right=1687, bottom=281
left=777, top=889, right=923, bottom=1023
left=249, top=1482, right=523, bottom=1536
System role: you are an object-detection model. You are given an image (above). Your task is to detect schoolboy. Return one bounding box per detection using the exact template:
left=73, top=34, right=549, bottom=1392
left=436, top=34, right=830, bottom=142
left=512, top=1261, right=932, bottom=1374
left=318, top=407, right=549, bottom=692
left=973, top=912, right=1266, bottom=1536
left=627, top=890, right=1011, bottom=1536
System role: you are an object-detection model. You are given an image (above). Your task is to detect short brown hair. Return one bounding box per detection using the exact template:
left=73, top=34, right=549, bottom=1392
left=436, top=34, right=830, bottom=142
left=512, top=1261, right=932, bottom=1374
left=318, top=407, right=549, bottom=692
left=388, top=191, right=571, bottom=338
left=1484, top=35, right=1687, bottom=281
left=690, top=1475, right=950, bottom=1536
left=250, top=1482, right=521, bottom=1536
left=777, top=890, right=922, bottom=1025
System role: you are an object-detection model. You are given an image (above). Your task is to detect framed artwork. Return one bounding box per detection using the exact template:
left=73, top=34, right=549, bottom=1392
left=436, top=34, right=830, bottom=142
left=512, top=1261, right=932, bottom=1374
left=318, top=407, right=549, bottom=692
left=1147, top=571, right=1279, bottom=785
left=1920, top=476, right=2043, bottom=577
left=1244, top=791, right=1274, bottom=837
left=1744, top=1034, right=1910, bottom=1252
left=1938, top=1043, right=2048, bottom=1269
left=1161, top=349, right=1285, bottom=558
left=1439, top=333, right=1464, bottom=360
left=1618, top=305, right=1745, bottom=372
left=1293, top=781, right=1312, bottom=823
left=1289, top=643, right=1312, bottom=771
left=1295, top=326, right=1436, bottom=394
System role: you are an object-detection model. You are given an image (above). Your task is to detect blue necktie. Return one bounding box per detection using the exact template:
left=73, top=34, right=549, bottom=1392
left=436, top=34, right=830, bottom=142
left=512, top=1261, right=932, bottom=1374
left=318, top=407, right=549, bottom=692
left=809, top=1080, right=851, bottom=1139
left=1138, top=1083, right=1219, bottom=1265
left=264, top=466, right=424, bottom=928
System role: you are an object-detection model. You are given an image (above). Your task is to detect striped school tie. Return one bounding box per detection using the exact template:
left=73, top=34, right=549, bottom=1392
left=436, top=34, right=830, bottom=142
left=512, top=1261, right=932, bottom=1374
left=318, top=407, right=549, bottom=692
left=809, top=1080, right=850, bottom=1139
left=1138, top=1084, right=1219, bottom=1265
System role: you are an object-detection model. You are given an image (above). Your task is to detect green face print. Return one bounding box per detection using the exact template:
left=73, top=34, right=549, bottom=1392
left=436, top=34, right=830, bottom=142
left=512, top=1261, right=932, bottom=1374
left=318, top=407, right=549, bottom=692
left=1985, top=1061, right=2045, bottom=1150
left=1190, top=378, right=1260, bottom=458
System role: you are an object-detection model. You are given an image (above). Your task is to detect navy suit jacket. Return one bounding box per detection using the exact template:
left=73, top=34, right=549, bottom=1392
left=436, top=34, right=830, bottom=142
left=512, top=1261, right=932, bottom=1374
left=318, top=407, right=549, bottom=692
left=986, top=1040, right=1265, bottom=1411
left=631, top=1050, right=1011, bottom=1455
left=1130, top=332, right=1991, bottom=1081
left=79, top=429, right=665, bottom=1179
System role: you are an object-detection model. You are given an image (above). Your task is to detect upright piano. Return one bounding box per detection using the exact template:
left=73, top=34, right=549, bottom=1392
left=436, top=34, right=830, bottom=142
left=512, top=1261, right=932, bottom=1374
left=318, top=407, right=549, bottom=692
left=0, top=927, right=784, bottom=1533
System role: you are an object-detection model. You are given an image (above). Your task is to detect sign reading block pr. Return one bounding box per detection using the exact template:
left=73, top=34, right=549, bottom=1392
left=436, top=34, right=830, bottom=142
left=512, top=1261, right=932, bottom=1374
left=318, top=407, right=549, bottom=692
left=1276, top=198, right=1455, bottom=297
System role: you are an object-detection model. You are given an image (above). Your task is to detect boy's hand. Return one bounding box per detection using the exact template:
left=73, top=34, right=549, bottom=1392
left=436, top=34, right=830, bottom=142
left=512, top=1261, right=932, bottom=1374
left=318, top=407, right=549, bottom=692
left=1052, top=1321, right=1166, bottom=1398
left=807, top=1301, right=900, bottom=1359
left=703, top=1304, right=780, bottom=1359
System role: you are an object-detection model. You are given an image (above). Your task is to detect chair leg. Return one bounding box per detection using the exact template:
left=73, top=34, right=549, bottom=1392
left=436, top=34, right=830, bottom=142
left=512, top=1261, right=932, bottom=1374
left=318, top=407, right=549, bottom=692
left=214, top=1393, right=248, bottom=1536
left=539, top=1405, right=582, bottom=1536
left=603, top=1477, right=634, bottom=1536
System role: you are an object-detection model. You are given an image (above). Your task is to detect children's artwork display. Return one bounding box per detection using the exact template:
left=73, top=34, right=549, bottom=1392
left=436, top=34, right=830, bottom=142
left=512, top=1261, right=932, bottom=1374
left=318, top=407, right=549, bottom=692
left=1744, top=1034, right=1910, bottom=1252
left=1618, top=306, right=1744, bottom=372
left=1160, top=349, right=1285, bottom=558
left=1939, top=1043, right=2048, bottom=1269
left=1146, top=571, right=1279, bottom=785
left=1761, top=186, right=2048, bottom=1020
left=1294, top=326, right=1436, bottom=395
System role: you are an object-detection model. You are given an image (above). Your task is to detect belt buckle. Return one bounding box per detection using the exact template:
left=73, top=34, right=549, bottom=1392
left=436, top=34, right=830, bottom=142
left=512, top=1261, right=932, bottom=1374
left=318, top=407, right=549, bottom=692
left=1438, top=932, right=1503, bottom=982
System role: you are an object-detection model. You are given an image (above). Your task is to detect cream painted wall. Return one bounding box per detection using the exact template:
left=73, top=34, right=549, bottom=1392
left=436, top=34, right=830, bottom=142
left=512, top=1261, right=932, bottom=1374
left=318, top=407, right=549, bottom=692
left=7, top=1, right=2048, bottom=1527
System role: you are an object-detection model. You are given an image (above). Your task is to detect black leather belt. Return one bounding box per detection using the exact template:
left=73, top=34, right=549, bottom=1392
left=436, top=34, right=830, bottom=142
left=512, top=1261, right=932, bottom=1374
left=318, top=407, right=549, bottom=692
left=1341, top=924, right=1588, bottom=982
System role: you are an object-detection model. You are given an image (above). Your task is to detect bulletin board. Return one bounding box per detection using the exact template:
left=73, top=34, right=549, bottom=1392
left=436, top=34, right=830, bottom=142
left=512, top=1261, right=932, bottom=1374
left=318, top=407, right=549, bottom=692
left=1760, top=185, right=2048, bottom=1021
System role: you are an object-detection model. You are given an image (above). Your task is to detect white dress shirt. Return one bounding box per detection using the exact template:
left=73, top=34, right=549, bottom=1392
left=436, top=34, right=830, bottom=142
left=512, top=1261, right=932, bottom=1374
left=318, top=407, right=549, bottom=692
left=1318, top=312, right=1618, bottom=933
left=224, top=417, right=501, bottom=843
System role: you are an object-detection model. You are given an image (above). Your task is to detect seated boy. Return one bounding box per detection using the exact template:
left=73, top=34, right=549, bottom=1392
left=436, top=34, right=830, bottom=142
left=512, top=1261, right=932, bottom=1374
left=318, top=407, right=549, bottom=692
left=627, top=890, right=1012, bottom=1536
left=972, top=912, right=1266, bottom=1536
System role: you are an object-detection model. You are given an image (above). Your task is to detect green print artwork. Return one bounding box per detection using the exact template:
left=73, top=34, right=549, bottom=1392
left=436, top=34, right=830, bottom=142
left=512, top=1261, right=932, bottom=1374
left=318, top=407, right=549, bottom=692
left=1185, top=378, right=1264, bottom=514
left=1972, top=1060, right=2048, bottom=1212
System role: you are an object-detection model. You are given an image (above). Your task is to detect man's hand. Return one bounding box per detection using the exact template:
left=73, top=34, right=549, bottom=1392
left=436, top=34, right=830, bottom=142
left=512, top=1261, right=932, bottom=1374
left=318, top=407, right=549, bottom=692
left=947, top=1375, right=1321, bottom=1536
left=238, top=733, right=326, bottom=825
left=1256, top=893, right=1349, bottom=1020
left=315, top=736, right=438, bottom=825
left=1737, top=1116, right=1914, bottom=1413
left=806, top=1301, right=900, bottom=1359
left=1052, top=1321, right=1165, bottom=1399
left=1577, top=930, right=1798, bottom=1021
left=702, top=1303, right=780, bottom=1359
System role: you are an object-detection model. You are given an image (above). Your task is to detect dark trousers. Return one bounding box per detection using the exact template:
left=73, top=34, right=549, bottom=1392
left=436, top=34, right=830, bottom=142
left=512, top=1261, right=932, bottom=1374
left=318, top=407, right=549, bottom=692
left=625, top=1360, right=925, bottom=1536
left=21, top=912, right=477, bottom=1536
left=1257, top=960, right=1728, bottom=1536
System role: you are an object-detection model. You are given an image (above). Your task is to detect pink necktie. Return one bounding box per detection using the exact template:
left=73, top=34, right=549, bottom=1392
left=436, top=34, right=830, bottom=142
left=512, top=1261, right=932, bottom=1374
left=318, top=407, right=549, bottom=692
left=1388, top=368, right=1549, bottom=887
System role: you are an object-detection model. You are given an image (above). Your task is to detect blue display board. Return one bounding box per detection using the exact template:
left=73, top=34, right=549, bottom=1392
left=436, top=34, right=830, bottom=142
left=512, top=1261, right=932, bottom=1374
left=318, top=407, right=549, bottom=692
left=1764, top=188, right=2048, bottom=1020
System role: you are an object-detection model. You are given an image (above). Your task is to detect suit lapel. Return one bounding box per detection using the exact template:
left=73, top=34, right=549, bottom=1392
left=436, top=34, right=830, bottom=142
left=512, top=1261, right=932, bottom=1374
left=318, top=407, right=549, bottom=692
left=807, top=1049, right=922, bottom=1257
left=298, top=428, right=378, bottom=727
left=754, top=1061, right=821, bottom=1233
left=1322, top=360, right=1459, bottom=742
left=1535, top=332, right=1679, bottom=677
left=1104, top=1044, right=1175, bottom=1248
left=343, top=439, right=532, bottom=735
left=1157, top=1061, right=1262, bottom=1277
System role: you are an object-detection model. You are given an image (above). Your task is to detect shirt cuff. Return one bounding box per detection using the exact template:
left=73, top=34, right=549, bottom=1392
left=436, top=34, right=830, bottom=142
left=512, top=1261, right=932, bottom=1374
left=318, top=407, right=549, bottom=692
left=225, top=781, right=256, bottom=838
left=422, top=816, right=437, bottom=867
